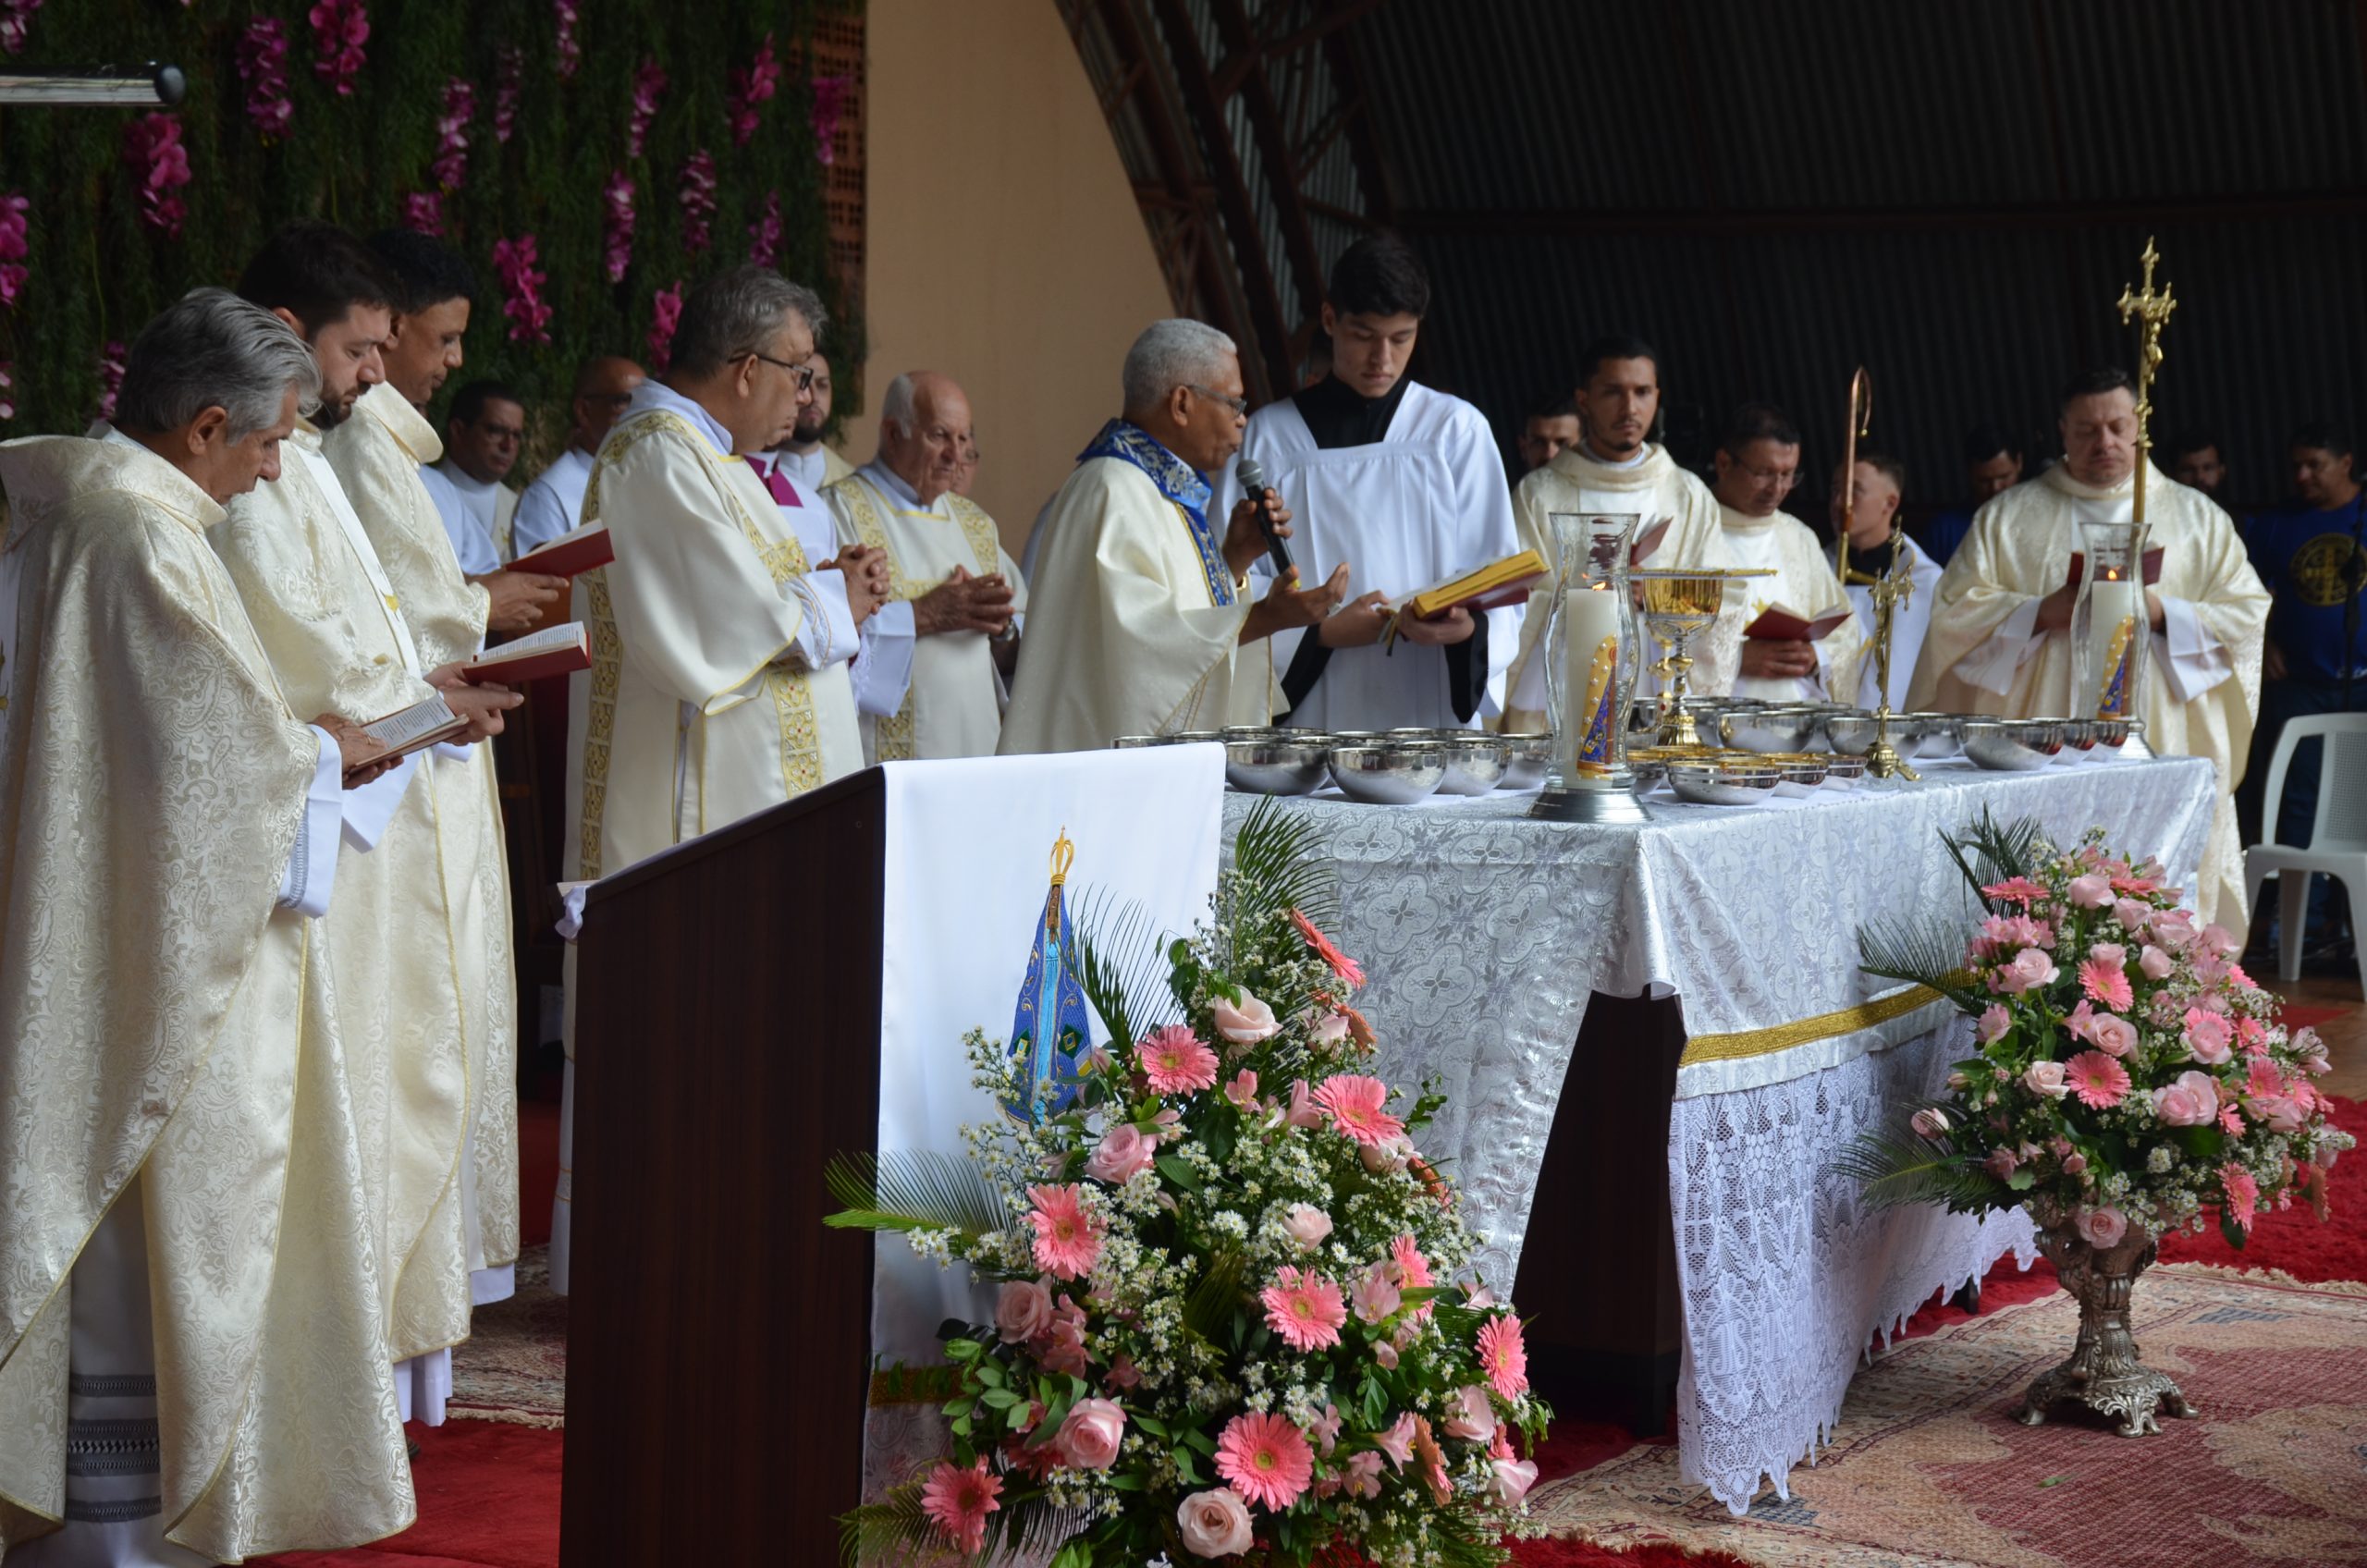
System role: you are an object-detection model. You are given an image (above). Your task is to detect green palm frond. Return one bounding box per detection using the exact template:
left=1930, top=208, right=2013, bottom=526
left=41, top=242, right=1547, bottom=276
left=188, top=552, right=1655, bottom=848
left=1070, top=887, right=1181, bottom=1051
left=823, top=1149, right=1009, bottom=1237
left=1183, top=1250, right=1246, bottom=1341
left=1857, top=917, right=1988, bottom=1011
left=1226, top=797, right=1339, bottom=934
left=1830, top=1110, right=2010, bottom=1214
left=1942, top=809, right=2047, bottom=910
left=837, top=1481, right=940, bottom=1566
left=985, top=1493, right=1099, bottom=1560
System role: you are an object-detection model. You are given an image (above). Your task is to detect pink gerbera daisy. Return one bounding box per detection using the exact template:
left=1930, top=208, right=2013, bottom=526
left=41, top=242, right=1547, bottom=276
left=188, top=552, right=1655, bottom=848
left=1215, top=1410, right=1315, bottom=1511
left=1391, top=1232, right=1436, bottom=1320
left=2078, top=956, right=2134, bottom=1012
left=1135, top=1025, right=1220, bottom=1095
left=1311, top=1073, right=1404, bottom=1146
left=1290, top=907, right=1367, bottom=987
left=919, top=1457, right=1002, bottom=1555
left=1981, top=876, right=2047, bottom=906
left=1477, top=1313, right=1529, bottom=1399
left=1025, top=1182, right=1102, bottom=1280
left=2220, top=1162, right=2260, bottom=1232
left=2063, top=1050, right=2132, bottom=1109
left=1259, top=1265, right=1348, bottom=1351
left=2219, top=1103, right=2245, bottom=1135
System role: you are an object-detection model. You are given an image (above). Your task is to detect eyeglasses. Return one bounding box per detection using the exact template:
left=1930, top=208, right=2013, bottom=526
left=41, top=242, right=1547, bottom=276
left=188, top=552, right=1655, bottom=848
left=750, top=350, right=816, bottom=392
left=1186, top=383, right=1248, bottom=418
left=1733, top=457, right=1800, bottom=490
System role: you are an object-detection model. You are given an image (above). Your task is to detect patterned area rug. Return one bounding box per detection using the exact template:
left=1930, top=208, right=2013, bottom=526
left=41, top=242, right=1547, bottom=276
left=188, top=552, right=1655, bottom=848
left=448, top=1245, right=567, bottom=1428
left=1529, top=1264, right=2367, bottom=1567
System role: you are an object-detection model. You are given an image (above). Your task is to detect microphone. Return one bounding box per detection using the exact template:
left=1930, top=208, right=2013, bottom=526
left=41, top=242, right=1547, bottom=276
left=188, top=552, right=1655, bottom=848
left=1234, top=458, right=1294, bottom=577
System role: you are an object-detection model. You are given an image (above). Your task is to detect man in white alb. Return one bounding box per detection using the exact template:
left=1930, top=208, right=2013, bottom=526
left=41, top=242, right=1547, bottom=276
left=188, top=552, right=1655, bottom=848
left=820, top=371, right=1026, bottom=759
left=513, top=355, right=645, bottom=559
left=1503, top=334, right=1741, bottom=731
left=417, top=377, right=526, bottom=569
left=764, top=348, right=855, bottom=493
left=999, top=319, right=1348, bottom=753
left=1210, top=234, right=1521, bottom=731
left=1711, top=404, right=1854, bottom=703
left=1830, top=449, right=1941, bottom=712
left=1911, top=367, right=2269, bottom=927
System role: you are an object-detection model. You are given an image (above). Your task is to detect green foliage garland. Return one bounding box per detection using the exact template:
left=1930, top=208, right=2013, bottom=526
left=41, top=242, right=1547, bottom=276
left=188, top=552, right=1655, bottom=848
left=0, top=0, right=861, bottom=438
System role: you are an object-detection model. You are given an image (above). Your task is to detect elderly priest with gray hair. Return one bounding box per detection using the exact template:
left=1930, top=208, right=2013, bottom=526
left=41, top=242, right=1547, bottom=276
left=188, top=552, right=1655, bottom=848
left=1000, top=319, right=1349, bottom=753
left=0, top=290, right=416, bottom=1564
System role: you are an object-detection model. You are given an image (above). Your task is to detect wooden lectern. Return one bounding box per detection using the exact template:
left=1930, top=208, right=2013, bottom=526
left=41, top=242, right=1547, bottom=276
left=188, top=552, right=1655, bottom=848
left=559, top=769, right=885, bottom=1566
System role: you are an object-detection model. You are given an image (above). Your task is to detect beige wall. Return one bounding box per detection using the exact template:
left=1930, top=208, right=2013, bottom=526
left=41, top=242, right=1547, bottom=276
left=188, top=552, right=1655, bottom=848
left=856, top=0, right=1173, bottom=552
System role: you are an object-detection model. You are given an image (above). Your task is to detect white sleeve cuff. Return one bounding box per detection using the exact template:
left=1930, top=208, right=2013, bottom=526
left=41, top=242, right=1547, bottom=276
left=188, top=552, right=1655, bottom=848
left=341, top=750, right=421, bottom=851
left=785, top=570, right=861, bottom=669
left=2155, top=595, right=2234, bottom=703
left=855, top=598, right=916, bottom=717
left=1951, top=595, right=2043, bottom=696
left=277, top=728, right=348, bottom=917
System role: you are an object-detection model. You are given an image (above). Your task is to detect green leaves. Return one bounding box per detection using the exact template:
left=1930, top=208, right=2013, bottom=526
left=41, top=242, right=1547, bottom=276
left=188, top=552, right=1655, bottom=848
left=1071, top=888, right=1184, bottom=1051
left=822, top=1149, right=1009, bottom=1237
left=1830, top=1109, right=2011, bottom=1214
left=1228, top=798, right=1340, bottom=934
left=2220, top=1207, right=2249, bottom=1251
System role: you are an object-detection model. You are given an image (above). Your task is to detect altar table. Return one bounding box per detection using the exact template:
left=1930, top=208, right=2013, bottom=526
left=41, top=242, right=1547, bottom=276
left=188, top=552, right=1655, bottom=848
left=1220, top=753, right=2218, bottom=1512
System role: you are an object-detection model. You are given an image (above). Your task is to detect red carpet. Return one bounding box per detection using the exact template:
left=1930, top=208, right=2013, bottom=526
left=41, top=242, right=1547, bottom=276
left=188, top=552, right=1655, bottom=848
left=260, top=1097, right=2365, bottom=1568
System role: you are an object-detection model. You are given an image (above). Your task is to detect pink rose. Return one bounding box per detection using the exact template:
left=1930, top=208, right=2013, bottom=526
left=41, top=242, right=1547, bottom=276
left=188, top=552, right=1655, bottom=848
left=1992, top=948, right=2061, bottom=995
left=2062, top=1151, right=2089, bottom=1176
left=995, top=1279, right=1052, bottom=1343
left=1281, top=1203, right=1332, bottom=1252
left=2139, top=944, right=2174, bottom=980
left=2201, top=923, right=2242, bottom=957
left=2184, top=1008, right=2234, bottom=1065
left=2112, top=897, right=2153, bottom=931
left=1977, top=1004, right=2012, bottom=1045
left=1310, top=1011, right=1351, bottom=1047
left=2152, top=1071, right=2218, bottom=1127
left=1057, top=1396, right=1127, bottom=1470
left=1176, top=1488, right=1254, bottom=1557
left=2090, top=941, right=2128, bottom=970
left=1984, top=1146, right=2020, bottom=1180
left=1212, top=991, right=1280, bottom=1043
left=1085, top=1123, right=1159, bottom=1185
left=2261, top=1096, right=2307, bottom=1133
left=2067, top=874, right=2114, bottom=908
left=2023, top=1060, right=2071, bottom=1099
left=1910, top=1107, right=1952, bottom=1139
left=2076, top=1205, right=2128, bottom=1248
left=2089, top=1012, right=2140, bottom=1058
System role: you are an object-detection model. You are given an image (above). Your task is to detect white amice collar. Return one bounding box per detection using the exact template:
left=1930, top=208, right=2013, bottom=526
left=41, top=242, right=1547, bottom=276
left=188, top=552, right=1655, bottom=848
left=862, top=457, right=927, bottom=508
left=1582, top=438, right=1652, bottom=471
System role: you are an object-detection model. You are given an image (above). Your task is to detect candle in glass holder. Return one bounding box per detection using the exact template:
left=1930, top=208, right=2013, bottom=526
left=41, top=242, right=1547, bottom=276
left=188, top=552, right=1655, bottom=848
left=2088, top=566, right=2141, bottom=717
left=1558, top=580, right=1624, bottom=782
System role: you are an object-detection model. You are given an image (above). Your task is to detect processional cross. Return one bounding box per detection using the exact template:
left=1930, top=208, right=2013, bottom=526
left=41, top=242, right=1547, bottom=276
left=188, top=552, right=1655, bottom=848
left=2115, top=238, right=2177, bottom=535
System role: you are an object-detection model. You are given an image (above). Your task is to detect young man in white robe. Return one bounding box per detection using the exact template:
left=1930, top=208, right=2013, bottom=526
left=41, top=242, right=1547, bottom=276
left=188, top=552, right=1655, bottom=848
left=1710, top=404, right=1855, bottom=703
left=818, top=371, right=1026, bottom=760
left=1830, top=450, right=1941, bottom=712
left=763, top=349, right=855, bottom=495
left=998, top=319, right=1349, bottom=753
left=1910, top=368, right=2269, bottom=928
left=0, top=290, right=415, bottom=1566
left=327, top=229, right=545, bottom=1368
left=1503, top=334, right=1742, bottom=731
left=513, top=355, right=645, bottom=560
left=1209, top=235, right=1521, bottom=731
left=417, top=378, right=526, bottom=569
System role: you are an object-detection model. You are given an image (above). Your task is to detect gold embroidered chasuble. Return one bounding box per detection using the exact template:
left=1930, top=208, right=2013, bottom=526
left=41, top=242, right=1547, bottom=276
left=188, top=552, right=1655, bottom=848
left=325, top=383, right=521, bottom=1293
left=564, top=406, right=864, bottom=886
left=0, top=435, right=412, bottom=1560
left=826, top=470, right=1028, bottom=761
left=210, top=421, right=474, bottom=1365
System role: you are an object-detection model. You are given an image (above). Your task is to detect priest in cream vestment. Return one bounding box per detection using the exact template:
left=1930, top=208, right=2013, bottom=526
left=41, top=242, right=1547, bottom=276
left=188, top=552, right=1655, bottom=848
left=1503, top=337, right=1742, bottom=732
left=1708, top=406, right=1856, bottom=703
left=1910, top=372, right=2268, bottom=928
left=1000, top=319, right=1345, bottom=754
left=0, top=292, right=411, bottom=1564
left=821, top=371, right=1025, bottom=761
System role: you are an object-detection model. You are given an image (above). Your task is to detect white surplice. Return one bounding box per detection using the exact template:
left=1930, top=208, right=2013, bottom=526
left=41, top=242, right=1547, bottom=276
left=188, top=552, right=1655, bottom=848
left=1718, top=504, right=1856, bottom=704
left=513, top=445, right=594, bottom=562
left=1209, top=382, right=1522, bottom=730
left=416, top=458, right=513, bottom=575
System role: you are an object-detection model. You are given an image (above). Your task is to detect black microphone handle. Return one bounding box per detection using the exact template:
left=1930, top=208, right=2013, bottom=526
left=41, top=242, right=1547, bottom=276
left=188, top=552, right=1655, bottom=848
left=1255, top=486, right=1294, bottom=577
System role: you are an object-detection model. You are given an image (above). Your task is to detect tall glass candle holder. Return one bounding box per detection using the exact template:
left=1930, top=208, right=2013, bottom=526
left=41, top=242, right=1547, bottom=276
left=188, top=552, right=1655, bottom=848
left=2069, top=519, right=2152, bottom=737
left=1531, top=512, right=1648, bottom=823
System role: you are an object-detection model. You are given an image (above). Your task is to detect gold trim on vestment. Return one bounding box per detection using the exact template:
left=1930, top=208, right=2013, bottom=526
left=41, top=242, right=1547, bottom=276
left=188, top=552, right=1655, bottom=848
left=1677, top=984, right=1946, bottom=1066
left=828, top=476, right=1000, bottom=762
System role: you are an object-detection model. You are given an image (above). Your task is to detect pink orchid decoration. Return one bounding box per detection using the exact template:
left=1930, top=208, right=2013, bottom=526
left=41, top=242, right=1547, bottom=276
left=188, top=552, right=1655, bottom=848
left=729, top=33, right=782, bottom=147
left=93, top=340, right=127, bottom=423
left=627, top=59, right=667, bottom=159
left=0, top=0, right=41, bottom=57
left=810, top=74, right=852, bottom=165
left=121, top=115, right=192, bottom=239
left=680, top=148, right=717, bottom=254
left=746, top=190, right=784, bottom=269
left=431, top=77, right=476, bottom=192
left=493, top=46, right=522, bottom=143
left=400, top=191, right=445, bottom=236
left=552, top=0, right=582, bottom=80
left=602, top=171, right=637, bottom=283
left=491, top=235, right=554, bottom=345
left=237, top=18, right=294, bottom=141
left=0, top=192, right=26, bottom=310
left=647, top=281, right=684, bottom=371
left=308, top=0, right=369, bottom=97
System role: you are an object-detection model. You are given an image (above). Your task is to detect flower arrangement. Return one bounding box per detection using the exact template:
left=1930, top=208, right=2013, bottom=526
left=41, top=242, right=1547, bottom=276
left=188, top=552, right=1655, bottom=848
left=121, top=115, right=191, bottom=239
left=490, top=236, right=552, bottom=345
left=307, top=0, right=369, bottom=98
left=236, top=18, right=294, bottom=142
left=1842, top=814, right=2352, bottom=1245
left=831, top=805, right=1549, bottom=1567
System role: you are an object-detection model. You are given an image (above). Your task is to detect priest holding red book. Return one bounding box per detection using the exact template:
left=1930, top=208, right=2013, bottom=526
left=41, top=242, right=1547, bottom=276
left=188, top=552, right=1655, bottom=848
left=1711, top=403, right=1857, bottom=703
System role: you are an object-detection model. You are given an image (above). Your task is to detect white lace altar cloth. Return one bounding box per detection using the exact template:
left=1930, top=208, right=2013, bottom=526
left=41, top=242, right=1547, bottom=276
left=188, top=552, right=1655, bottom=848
left=1221, top=754, right=2216, bottom=1511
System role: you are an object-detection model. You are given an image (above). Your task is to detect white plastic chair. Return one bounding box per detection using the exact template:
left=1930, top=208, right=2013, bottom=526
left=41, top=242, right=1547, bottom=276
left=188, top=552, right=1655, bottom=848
left=2243, top=711, right=2367, bottom=993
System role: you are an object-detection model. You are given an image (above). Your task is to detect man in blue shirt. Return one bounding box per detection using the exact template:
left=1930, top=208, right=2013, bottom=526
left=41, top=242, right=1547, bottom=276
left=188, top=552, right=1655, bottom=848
left=2239, top=423, right=2365, bottom=949
left=1919, top=424, right=2023, bottom=566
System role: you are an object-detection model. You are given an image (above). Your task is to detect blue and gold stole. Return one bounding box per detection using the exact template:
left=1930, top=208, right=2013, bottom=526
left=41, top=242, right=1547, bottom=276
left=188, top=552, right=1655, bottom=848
left=1077, top=419, right=1232, bottom=606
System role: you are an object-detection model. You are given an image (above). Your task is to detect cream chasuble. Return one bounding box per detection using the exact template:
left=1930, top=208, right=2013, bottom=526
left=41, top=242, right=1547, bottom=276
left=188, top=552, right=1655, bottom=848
left=564, top=395, right=864, bottom=886
left=1909, top=463, right=2268, bottom=927
left=1718, top=505, right=1856, bottom=703
left=211, top=423, right=476, bottom=1368
left=998, top=423, right=1280, bottom=754
left=1502, top=443, right=1741, bottom=732
left=826, top=463, right=1028, bottom=761
left=0, top=436, right=412, bottom=1562
left=325, top=383, right=521, bottom=1311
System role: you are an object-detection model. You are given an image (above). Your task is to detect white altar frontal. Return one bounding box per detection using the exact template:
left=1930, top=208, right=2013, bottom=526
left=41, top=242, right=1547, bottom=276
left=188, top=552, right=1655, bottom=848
left=1218, top=753, right=2220, bottom=1513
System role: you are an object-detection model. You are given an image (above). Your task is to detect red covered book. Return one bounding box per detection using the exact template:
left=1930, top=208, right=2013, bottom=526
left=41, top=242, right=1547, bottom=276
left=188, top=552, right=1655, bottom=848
left=510, top=522, right=614, bottom=578
left=1744, top=603, right=1854, bottom=642
left=460, top=621, right=591, bottom=684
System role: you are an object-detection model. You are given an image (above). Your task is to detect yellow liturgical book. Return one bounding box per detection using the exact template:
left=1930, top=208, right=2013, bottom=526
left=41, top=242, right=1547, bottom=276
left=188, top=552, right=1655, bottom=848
left=1397, top=549, right=1549, bottom=619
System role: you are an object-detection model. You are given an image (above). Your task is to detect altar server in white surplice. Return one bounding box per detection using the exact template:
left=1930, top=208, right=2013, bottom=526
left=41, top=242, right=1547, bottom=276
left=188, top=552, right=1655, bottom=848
left=1503, top=335, right=1742, bottom=731
left=1208, top=236, right=1520, bottom=731
left=513, top=355, right=645, bottom=560
left=0, top=291, right=415, bottom=1566
left=1709, top=404, right=1855, bottom=703
left=1829, top=450, right=1942, bottom=712
left=999, top=319, right=1349, bottom=753
left=416, top=378, right=525, bottom=570
left=1910, top=368, right=2269, bottom=928
left=819, top=371, right=1026, bottom=760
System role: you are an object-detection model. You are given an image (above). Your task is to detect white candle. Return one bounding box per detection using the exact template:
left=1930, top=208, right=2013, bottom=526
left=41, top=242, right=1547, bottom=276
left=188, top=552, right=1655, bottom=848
left=1558, top=582, right=1625, bottom=783
left=2087, top=571, right=2140, bottom=718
